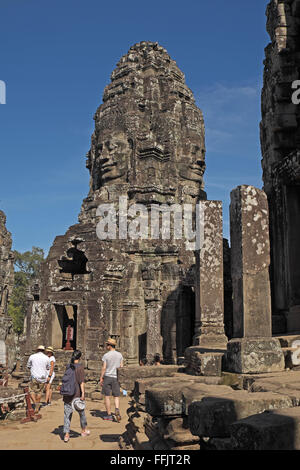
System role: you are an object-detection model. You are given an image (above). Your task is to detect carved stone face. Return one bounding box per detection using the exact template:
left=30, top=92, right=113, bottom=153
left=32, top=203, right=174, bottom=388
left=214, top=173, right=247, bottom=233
left=97, top=131, right=131, bottom=183
left=179, top=141, right=206, bottom=183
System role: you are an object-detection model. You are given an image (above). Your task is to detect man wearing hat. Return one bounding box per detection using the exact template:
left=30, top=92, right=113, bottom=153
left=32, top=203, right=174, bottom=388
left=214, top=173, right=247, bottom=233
left=26, top=345, right=50, bottom=413
left=100, top=337, right=123, bottom=422
left=45, top=346, right=56, bottom=406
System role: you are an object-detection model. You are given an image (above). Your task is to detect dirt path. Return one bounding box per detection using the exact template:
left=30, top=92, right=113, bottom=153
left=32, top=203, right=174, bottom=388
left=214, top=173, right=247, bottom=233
left=0, top=396, right=131, bottom=450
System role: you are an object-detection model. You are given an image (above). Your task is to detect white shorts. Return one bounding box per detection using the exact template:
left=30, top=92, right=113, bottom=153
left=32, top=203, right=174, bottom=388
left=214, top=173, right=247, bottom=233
left=48, top=373, right=55, bottom=384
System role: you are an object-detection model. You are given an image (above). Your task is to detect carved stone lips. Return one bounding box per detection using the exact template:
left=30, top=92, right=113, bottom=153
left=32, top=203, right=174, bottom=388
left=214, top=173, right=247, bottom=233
left=101, top=162, right=116, bottom=171
left=189, top=164, right=204, bottom=174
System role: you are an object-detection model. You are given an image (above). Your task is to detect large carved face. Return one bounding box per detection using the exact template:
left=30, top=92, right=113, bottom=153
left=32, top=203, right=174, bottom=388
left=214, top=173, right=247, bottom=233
left=97, top=131, right=131, bottom=184
left=179, top=139, right=206, bottom=183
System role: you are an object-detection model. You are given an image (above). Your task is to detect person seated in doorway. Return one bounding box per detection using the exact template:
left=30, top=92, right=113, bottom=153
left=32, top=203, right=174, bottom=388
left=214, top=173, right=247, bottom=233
left=153, top=353, right=161, bottom=366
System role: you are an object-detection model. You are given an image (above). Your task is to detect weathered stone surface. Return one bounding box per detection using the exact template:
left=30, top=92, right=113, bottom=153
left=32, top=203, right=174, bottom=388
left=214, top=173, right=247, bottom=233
left=223, top=238, right=233, bottom=340
left=145, top=383, right=233, bottom=417
left=118, top=365, right=179, bottom=391
left=261, top=1, right=300, bottom=334
left=145, top=385, right=184, bottom=417
left=204, top=437, right=233, bottom=450
left=0, top=212, right=14, bottom=318
left=189, top=390, right=296, bottom=438
left=225, top=337, right=285, bottom=374
left=0, top=210, right=17, bottom=371
left=230, top=185, right=272, bottom=339
left=86, top=360, right=102, bottom=371
left=193, top=201, right=227, bottom=349
left=248, top=370, right=300, bottom=403
left=227, top=184, right=284, bottom=373
left=230, top=407, right=300, bottom=450
left=134, top=374, right=195, bottom=398
left=184, top=346, right=224, bottom=376
left=24, top=41, right=207, bottom=368
left=182, top=384, right=233, bottom=412
left=162, top=418, right=200, bottom=445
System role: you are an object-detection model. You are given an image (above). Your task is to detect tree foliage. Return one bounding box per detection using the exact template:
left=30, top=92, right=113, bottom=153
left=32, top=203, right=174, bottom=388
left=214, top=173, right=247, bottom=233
left=8, top=247, right=45, bottom=334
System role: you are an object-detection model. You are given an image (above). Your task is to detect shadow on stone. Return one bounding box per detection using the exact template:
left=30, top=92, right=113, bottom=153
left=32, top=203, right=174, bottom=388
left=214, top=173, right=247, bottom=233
left=100, top=434, right=120, bottom=442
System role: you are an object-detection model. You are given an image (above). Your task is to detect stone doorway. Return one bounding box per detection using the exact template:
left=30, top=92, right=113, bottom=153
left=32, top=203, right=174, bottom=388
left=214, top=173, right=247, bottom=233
left=51, top=304, right=77, bottom=350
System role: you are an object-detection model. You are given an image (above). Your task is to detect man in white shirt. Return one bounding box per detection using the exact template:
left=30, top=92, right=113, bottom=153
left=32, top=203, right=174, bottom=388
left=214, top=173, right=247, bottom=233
left=27, top=345, right=50, bottom=413
left=100, top=337, right=123, bottom=422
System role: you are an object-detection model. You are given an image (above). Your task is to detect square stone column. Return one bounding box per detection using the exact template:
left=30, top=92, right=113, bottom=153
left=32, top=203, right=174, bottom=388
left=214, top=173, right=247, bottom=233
left=193, top=201, right=227, bottom=349
left=226, top=186, right=284, bottom=373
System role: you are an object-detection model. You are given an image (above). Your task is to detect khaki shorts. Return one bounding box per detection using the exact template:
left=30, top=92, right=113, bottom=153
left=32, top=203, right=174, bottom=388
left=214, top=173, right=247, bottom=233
left=29, top=379, right=46, bottom=394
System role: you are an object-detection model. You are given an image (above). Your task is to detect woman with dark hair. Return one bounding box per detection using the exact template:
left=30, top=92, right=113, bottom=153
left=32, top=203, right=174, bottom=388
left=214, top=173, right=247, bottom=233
left=62, top=350, right=90, bottom=443
left=45, top=346, right=56, bottom=406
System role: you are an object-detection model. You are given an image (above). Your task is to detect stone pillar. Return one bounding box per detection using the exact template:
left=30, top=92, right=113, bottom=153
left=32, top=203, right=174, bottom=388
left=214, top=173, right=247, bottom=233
left=193, top=200, right=227, bottom=349
left=226, top=186, right=284, bottom=373
left=122, top=302, right=139, bottom=365
left=146, top=302, right=163, bottom=364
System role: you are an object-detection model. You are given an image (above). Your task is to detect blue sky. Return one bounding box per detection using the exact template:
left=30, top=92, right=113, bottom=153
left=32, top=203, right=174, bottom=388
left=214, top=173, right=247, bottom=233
left=0, top=0, right=270, bottom=254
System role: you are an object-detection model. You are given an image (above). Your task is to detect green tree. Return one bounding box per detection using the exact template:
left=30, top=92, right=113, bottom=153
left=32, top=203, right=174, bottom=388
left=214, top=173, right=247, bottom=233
left=8, top=246, right=45, bottom=334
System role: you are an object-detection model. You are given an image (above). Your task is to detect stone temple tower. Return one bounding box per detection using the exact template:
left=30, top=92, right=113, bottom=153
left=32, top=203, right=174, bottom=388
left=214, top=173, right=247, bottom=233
left=25, top=42, right=207, bottom=367
left=260, top=1, right=300, bottom=334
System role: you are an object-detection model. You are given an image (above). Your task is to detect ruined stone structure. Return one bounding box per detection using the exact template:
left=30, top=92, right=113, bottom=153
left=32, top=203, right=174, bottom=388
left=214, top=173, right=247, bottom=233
left=226, top=185, right=284, bottom=374
left=261, top=0, right=300, bottom=334
left=0, top=211, right=14, bottom=318
left=5, top=1, right=300, bottom=451
left=0, top=210, right=16, bottom=370
left=25, top=42, right=208, bottom=367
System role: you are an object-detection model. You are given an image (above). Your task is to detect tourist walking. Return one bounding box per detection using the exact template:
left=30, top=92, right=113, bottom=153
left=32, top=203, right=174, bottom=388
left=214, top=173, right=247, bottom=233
left=100, top=337, right=123, bottom=422
left=26, top=345, right=50, bottom=413
left=60, top=349, right=90, bottom=443
left=45, top=346, right=56, bottom=406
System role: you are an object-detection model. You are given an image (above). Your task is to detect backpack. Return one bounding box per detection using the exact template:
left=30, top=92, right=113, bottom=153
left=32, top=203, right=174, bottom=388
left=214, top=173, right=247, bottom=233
left=60, top=364, right=77, bottom=396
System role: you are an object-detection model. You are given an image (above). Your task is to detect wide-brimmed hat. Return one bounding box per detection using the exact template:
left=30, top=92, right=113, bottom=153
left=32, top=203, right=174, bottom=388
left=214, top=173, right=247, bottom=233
left=106, top=337, right=117, bottom=346
left=45, top=346, right=54, bottom=353
left=37, top=345, right=45, bottom=351
left=71, top=398, right=86, bottom=412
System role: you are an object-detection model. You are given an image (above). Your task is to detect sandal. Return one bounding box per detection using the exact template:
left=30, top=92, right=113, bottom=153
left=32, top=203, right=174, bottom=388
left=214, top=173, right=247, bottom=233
left=64, top=435, right=70, bottom=442
left=81, top=430, right=90, bottom=437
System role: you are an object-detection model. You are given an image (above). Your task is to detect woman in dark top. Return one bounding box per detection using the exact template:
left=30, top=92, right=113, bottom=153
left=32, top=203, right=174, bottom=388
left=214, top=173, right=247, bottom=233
left=63, top=350, right=90, bottom=443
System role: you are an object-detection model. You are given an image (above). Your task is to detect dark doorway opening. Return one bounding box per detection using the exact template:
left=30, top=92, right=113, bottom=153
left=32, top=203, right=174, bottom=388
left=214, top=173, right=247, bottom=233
left=176, top=286, right=195, bottom=359
left=53, top=305, right=77, bottom=350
